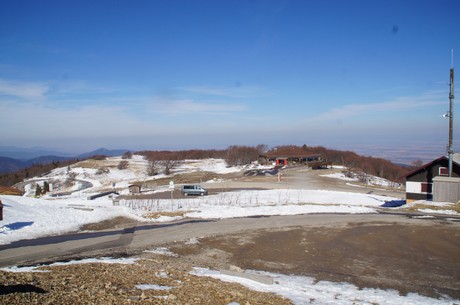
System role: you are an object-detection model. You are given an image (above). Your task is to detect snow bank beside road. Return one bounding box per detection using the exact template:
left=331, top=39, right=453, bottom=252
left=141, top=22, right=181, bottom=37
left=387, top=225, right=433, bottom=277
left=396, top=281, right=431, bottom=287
left=186, top=204, right=375, bottom=219
left=1, top=189, right=392, bottom=245
left=0, top=195, right=145, bottom=245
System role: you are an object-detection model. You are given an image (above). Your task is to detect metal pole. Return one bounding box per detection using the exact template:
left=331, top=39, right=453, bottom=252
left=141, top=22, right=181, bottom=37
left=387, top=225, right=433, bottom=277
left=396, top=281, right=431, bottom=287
left=169, top=180, right=174, bottom=211
left=448, top=50, right=455, bottom=177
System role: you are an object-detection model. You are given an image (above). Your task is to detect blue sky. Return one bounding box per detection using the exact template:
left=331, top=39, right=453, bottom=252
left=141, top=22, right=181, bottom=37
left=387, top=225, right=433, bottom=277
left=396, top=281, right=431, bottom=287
left=0, top=0, right=459, bottom=160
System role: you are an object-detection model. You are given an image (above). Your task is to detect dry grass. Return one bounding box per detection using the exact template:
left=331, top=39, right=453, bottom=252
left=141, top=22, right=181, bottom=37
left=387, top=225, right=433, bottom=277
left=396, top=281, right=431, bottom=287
left=136, top=171, right=238, bottom=189
left=403, top=202, right=460, bottom=213
left=74, top=159, right=117, bottom=169
left=143, top=211, right=193, bottom=219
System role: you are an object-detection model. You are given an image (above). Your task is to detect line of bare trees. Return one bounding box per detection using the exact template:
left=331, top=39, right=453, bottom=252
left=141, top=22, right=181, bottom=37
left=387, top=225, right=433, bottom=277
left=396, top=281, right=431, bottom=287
left=296, top=145, right=410, bottom=183
left=137, top=145, right=268, bottom=175
left=0, top=159, right=80, bottom=187
left=224, top=144, right=268, bottom=166
left=0, top=144, right=413, bottom=187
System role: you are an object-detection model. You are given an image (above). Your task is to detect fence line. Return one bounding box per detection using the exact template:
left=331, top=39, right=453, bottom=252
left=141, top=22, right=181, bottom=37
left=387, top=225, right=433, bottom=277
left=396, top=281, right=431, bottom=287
left=117, top=190, right=292, bottom=212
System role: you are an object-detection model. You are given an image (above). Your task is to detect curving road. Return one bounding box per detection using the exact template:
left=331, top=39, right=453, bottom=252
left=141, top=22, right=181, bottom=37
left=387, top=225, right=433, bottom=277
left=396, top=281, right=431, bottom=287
left=14, top=178, right=93, bottom=196
left=0, top=212, right=456, bottom=268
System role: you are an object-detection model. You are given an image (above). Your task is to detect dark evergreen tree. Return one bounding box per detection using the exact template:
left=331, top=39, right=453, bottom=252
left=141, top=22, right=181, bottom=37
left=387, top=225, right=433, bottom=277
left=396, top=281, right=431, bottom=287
left=35, top=184, right=42, bottom=197
left=43, top=181, right=50, bottom=193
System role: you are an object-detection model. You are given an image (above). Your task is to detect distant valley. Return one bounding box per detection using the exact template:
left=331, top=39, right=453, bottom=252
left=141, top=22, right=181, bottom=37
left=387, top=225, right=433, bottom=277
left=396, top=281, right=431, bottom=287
left=0, top=147, right=129, bottom=174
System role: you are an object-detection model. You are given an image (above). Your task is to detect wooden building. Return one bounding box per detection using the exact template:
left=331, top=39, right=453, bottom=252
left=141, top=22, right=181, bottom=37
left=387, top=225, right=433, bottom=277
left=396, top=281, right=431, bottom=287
left=404, top=153, right=460, bottom=202
left=128, top=184, right=142, bottom=194
left=259, top=147, right=332, bottom=169
left=432, top=176, right=460, bottom=203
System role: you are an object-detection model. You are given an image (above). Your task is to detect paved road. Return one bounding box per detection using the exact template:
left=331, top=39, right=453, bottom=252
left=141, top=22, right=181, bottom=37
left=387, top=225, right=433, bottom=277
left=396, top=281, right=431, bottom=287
left=14, top=178, right=93, bottom=196
left=0, top=213, right=455, bottom=268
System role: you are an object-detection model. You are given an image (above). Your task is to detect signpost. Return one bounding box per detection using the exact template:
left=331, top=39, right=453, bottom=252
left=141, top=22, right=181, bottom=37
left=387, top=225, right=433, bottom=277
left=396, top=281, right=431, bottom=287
left=169, top=181, right=174, bottom=211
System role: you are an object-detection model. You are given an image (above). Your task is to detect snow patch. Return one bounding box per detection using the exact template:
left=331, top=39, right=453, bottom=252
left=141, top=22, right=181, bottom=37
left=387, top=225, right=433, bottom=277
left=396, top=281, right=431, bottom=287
left=136, top=284, right=172, bottom=291
left=191, top=267, right=460, bottom=305
left=1, top=257, right=138, bottom=273
left=144, top=247, right=178, bottom=257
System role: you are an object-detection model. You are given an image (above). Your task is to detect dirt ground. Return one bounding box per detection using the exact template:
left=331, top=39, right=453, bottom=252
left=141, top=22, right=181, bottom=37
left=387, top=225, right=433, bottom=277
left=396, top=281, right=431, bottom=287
left=169, top=219, right=460, bottom=300
left=3, top=216, right=459, bottom=304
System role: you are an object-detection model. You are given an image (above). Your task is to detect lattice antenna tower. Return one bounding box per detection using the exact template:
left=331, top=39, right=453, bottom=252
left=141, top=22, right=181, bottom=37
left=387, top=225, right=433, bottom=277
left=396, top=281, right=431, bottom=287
left=448, top=49, right=455, bottom=177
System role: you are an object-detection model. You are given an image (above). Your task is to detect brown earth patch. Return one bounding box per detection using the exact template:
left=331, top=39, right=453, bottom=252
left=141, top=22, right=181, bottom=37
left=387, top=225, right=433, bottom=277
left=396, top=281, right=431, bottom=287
left=170, top=222, right=460, bottom=300
left=80, top=217, right=140, bottom=231
left=403, top=202, right=460, bottom=213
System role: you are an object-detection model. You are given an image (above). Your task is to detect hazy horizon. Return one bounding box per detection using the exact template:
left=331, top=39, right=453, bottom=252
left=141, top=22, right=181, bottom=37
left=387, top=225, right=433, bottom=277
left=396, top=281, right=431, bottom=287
left=2, top=140, right=458, bottom=165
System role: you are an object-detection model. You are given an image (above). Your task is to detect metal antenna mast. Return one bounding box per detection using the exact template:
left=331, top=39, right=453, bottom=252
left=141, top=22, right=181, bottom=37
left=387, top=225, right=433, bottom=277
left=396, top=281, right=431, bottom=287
left=448, top=49, right=455, bottom=177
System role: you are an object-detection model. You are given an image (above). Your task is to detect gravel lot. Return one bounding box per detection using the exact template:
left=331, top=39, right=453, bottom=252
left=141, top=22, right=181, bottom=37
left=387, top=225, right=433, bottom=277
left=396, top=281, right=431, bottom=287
left=1, top=255, right=292, bottom=304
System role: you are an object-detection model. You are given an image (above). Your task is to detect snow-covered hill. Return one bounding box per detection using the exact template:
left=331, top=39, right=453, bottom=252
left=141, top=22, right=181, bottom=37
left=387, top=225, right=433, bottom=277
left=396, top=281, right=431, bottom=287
left=21, top=156, right=239, bottom=196
left=1, top=157, right=459, bottom=305
left=1, top=156, right=457, bottom=246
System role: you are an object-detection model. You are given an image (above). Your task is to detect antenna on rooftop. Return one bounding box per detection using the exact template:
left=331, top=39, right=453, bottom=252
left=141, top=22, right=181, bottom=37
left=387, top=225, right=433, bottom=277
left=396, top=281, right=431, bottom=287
left=448, top=49, right=455, bottom=177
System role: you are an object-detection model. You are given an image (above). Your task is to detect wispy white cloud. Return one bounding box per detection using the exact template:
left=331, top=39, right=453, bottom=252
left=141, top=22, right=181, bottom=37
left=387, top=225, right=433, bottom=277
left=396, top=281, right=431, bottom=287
left=372, top=86, right=407, bottom=94
left=309, top=91, right=446, bottom=122
left=0, top=102, right=154, bottom=139
left=0, top=78, right=144, bottom=111
left=49, top=80, right=116, bottom=96
left=152, top=97, right=246, bottom=115
left=179, top=85, right=266, bottom=99
left=2, top=75, right=451, bottom=152
left=0, top=79, right=49, bottom=100
left=0, top=94, right=246, bottom=145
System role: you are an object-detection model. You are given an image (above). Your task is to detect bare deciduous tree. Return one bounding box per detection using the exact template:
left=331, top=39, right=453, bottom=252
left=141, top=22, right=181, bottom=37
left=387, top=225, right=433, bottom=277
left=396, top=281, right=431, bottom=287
left=162, top=159, right=180, bottom=175
left=122, top=151, right=133, bottom=159
left=117, top=160, right=129, bottom=170
left=255, top=144, right=269, bottom=154
left=96, top=168, right=109, bottom=175
left=146, top=160, right=159, bottom=176
left=411, top=160, right=423, bottom=169
left=225, top=145, right=259, bottom=166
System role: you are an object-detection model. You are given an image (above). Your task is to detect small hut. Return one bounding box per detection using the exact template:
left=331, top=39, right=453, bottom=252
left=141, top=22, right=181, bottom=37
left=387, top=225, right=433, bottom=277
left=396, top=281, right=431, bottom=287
left=128, top=184, right=142, bottom=194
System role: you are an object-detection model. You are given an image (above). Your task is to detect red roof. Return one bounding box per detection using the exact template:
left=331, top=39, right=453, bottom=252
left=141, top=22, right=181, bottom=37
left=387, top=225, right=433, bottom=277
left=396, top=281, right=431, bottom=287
left=264, top=147, right=319, bottom=158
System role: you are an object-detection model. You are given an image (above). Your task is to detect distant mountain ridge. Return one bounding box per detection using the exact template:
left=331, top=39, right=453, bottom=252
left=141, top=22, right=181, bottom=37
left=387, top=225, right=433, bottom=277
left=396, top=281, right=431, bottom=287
left=0, top=146, right=74, bottom=160
left=77, top=148, right=129, bottom=159
left=0, top=147, right=130, bottom=174
left=0, top=157, right=26, bottom=174
left=0, top=155, right=74, bottom=174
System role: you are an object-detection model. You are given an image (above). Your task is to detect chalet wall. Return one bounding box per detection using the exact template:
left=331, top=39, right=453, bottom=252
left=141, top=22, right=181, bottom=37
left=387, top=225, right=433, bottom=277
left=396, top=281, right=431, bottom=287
left=406, top=192, right=433, bottom=202
left=406, top=180, right=433, bottom=201
left=433, top=176, right=460, bottom=203
left=406, top=181, right=422, bottom=193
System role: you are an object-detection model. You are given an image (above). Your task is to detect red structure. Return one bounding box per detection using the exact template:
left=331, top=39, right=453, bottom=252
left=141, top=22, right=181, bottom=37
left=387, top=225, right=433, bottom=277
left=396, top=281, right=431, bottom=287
left=260, top=147, right=332, bottom=169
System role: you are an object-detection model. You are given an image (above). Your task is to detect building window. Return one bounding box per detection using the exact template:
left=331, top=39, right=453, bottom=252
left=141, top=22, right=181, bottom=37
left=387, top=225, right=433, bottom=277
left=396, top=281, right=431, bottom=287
left=439, top=167, right=448, bottom=176
left=421, top=183, right=432, bottom=193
